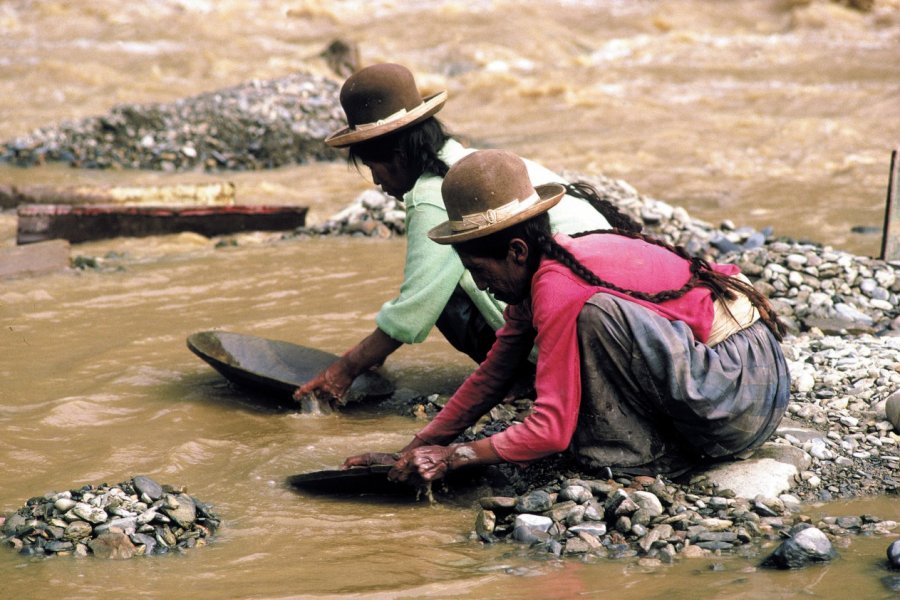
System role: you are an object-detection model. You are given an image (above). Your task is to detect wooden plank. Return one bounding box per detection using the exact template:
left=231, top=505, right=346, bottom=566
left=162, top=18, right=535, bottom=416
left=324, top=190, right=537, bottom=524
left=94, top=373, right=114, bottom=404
left=16, top=204, right=307, bottom=245
left=880, top=148, right=900, bottom=262
left=0, top=182, right=236, bottom=210
left=0, top=239, right=69, bottom=279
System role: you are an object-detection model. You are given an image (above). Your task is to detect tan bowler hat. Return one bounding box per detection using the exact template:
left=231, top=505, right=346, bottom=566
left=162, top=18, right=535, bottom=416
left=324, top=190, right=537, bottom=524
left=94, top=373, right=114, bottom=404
left=428, top=150, right=565, bottom=245
left=325, top=63, right=447, bottom=148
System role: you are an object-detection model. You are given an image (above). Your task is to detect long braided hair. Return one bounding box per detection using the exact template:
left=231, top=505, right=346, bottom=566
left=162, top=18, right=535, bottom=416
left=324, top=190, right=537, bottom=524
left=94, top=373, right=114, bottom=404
left=454, top=202, right=785, bottom=341
left=347, top=117, right=451, bottom=178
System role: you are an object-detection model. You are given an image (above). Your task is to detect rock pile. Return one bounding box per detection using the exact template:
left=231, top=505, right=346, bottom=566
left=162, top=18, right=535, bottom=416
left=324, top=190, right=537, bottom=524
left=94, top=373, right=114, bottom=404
left=471, top=473, right=897, bottom=565
left=297, top=190, right=407, bottom=238
left=778, top=336, right=899, bottom=501
left=0, top=72, right=345, bottom=171
left=0, top=476, right=219, bottom=559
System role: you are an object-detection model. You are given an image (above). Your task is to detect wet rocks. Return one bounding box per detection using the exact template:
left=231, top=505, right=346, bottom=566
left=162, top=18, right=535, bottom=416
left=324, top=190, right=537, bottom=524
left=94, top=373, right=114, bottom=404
left=888, top=539, right=900, bottom=569
left=0, top=476, right=219, bottom=559
left=293, top=190, right=407, bottom=238
left=761, top=525, right=837, bottom=569
left=89, top=531, right=137, bottom=560
left=0, top=72, right=345, bottom=171
left=471, top=475, right=897, bottom=564
left=133, top=475, right=164, bottom=501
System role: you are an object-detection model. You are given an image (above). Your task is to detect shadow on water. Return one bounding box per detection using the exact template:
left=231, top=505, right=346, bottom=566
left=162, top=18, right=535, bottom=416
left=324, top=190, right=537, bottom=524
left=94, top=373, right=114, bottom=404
left=171, top=371, right=296, bottom=414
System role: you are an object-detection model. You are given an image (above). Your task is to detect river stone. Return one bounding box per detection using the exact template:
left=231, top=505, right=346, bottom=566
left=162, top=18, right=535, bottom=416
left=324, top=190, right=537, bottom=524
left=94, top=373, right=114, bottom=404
left=558, top=485, right=592, bottom=504
left=95, top=516, right=137, bottom=536
left=564, top=504, right=586, bottom=527
left=130, top=532, right=157, bottom=556
left=88, top=531, right=136, bottom=560
left=515, top=490, right=553, bottom=513
left=54, top=498, right=77, bottom=513
left=700, top=456, right=798, bottom=499
left=64, top=520, right=93, bottom=540
left=4, top=537, right=23, bottom=552
left=45, top=540, right=73, bottom=553
left=478, top=496, right=516, bottom=510
left=515, top=513, right=553, bottom=532
left=569, top=523, right=607, bottom=537
left=888, top=540, right=900, bottom=569
left=475, top=509, right=496, bottom=542
left=135, top=507, right=158, bottom=525
left=2, top=513, right=25, bottom=536
left=162, top=493, right=196, bottom=528
left=133, top=476, right=164, bottom=501
left=886, top=391, right=900, bottom=433
left=72, top=503, right=108, bottom=524
left=630, top=491, right=664, bottom=517
left=761, top=526, right=836, bottom=569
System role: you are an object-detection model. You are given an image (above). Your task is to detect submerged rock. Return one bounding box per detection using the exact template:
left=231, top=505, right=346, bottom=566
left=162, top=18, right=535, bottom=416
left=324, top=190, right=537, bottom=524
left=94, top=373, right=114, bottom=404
left=761, top=526, right=838, bottom=569
left=888, top=539, right=900, bottom=569
left=89, top=531, right=136, bottom=560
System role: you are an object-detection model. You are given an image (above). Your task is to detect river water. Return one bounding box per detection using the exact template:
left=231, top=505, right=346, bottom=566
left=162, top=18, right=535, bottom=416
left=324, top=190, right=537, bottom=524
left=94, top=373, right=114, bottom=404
left=1, top=1, right=899, bottom=598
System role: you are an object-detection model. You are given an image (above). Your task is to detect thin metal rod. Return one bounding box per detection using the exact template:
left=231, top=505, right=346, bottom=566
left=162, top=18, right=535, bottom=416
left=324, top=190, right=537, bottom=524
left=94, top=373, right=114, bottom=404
left=879, top=148, right=899, bottom=261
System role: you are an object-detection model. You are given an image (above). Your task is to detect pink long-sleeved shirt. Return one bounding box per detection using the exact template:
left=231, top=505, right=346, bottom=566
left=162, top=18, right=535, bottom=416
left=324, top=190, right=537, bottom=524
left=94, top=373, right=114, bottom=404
left=417, top=233, right=740, bottom=464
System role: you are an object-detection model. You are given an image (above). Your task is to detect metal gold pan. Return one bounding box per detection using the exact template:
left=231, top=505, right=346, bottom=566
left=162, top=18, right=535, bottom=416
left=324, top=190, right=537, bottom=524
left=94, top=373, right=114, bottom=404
left=186, top=330, right=394, bottom=405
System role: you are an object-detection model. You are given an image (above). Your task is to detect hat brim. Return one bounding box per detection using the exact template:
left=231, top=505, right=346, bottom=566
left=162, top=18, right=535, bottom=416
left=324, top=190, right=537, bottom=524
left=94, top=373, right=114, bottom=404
left=428, top=183, right=566, bottom=245
left=325, top=91, right=447, bottom=148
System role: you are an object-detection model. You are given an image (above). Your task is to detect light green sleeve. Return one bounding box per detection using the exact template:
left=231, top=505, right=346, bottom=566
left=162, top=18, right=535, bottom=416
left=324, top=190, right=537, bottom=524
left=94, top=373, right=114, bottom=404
left=375, top=187, right=464, bottom=344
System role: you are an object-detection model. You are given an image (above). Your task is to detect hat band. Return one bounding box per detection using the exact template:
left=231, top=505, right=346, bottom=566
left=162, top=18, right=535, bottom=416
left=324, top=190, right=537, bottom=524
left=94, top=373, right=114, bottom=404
left=353, top=104, right=419, bottom=131
left=448, top=192, right=539, bottom=233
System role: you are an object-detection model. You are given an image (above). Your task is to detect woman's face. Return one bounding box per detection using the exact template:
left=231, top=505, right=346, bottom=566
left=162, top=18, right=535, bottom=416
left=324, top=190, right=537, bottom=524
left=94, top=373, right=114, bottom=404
left=457, top=241, right=532, bottom=305
left=361, top=153, right=417, bottom=200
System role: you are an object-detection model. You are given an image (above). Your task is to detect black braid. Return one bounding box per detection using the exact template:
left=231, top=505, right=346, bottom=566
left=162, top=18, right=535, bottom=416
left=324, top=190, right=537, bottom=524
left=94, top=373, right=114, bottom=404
left=538, top=228, right=785, bottom=341
left=564, top=182, right=642, bottom=233
left=347, top=117, right=450, bottom=178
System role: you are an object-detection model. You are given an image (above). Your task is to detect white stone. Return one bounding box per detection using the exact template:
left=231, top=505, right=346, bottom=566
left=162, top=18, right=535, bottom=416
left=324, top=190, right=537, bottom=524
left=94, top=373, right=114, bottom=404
left=794, top=372, right=816, bottom=393
left=700, top=457, right=798, bottom=499
left=515, top=514, right=552, bottom=532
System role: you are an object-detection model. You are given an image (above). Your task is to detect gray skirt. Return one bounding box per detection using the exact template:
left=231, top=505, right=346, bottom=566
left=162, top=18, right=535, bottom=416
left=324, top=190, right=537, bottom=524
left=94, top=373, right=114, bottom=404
left=570, top=293, right=790, bottom=476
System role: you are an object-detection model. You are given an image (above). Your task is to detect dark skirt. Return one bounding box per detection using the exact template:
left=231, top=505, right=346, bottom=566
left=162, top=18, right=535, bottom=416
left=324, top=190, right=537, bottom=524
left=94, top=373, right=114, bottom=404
left=435, top=285, right=497, bottom=364
left=571, top=293, right=790, bottom=477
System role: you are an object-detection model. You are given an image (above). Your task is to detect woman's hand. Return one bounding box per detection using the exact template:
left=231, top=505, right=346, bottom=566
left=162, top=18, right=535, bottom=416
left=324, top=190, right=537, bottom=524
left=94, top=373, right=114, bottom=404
left=389, top=445, right=456, bottom=483
left=389, top=439, right=502, bottom=483
left=341, top=452, right=399, bottom=469
left=292, top=329, right=403, bottom=408
left=293, top=360, right=354, bottom=407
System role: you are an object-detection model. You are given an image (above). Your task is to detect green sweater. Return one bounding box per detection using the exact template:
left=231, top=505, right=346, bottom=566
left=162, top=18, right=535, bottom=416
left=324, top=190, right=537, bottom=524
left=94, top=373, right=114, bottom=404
left=375, top=139, right=611, bottom=345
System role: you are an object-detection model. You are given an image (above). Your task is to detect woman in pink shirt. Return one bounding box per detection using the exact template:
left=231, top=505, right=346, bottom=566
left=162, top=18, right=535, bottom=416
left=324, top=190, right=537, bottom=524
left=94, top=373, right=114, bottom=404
left=345, top=149, right=790, bottom=481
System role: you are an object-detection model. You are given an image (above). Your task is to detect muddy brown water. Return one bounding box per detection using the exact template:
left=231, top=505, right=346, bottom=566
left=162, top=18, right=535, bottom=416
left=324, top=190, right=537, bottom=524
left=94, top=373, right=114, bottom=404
left=1, top=1, right=899, bottom=597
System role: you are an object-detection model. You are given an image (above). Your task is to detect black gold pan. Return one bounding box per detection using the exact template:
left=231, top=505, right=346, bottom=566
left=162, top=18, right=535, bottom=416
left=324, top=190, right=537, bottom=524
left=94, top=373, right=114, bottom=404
left=186, top=330, right=394, bottom=406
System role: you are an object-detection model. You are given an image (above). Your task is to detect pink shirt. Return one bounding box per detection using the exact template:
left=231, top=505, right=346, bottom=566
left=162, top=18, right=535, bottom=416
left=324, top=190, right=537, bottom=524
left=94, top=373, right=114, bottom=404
left=417, top=233, right=740, bottom=464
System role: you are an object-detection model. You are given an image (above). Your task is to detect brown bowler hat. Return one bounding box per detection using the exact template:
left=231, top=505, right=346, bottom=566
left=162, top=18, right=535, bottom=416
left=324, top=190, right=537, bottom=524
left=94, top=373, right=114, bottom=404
left=428, top=150, right=565, bottom=245
left=325, top=63, right=447, bottom=148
